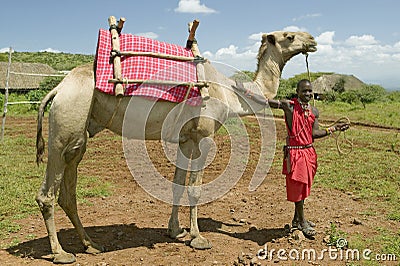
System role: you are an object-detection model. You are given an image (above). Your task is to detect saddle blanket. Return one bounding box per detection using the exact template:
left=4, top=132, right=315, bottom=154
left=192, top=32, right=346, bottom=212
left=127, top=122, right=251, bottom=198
left=95, top=29, right=201, bottom=105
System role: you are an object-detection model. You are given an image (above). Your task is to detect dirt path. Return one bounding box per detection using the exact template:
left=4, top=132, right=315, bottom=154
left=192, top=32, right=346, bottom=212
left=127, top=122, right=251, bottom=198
left=0, top=116, right=398, bottom=265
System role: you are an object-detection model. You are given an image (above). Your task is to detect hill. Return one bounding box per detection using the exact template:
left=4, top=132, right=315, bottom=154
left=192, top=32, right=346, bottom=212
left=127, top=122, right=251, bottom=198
left=0, top=62, right=58, bottom=91
left=0, top=51, right=94, bottom=71
left=311, top=74, right=366, bottom=95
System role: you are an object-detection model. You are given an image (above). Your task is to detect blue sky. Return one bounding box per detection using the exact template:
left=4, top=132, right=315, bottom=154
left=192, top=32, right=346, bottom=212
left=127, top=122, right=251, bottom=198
left=1, top=0, right=400, bottom=89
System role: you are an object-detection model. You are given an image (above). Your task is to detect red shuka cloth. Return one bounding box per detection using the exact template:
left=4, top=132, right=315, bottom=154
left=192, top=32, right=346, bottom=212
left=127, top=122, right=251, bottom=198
left=95, top=29, right=201, bottom=105
left=283, top=98, right=317, bottom=202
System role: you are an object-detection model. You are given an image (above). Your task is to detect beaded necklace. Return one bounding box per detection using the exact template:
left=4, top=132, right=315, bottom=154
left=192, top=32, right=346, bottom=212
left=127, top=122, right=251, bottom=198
left=299, top=101, right=311, bottom=118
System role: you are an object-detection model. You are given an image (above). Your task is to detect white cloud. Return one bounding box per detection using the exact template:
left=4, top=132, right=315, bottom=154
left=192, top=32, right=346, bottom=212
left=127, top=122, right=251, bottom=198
left=202, top=30, right=400, bottom=89
left=292, top=13, right=322, bottom=22
left=316, top=31, right=335, bottom=45
left=283, top=26, right=308, bottom=32
left=40, top=48, right=61, bottom=53
left=0, top=47, right=13, bottom=53
left=248, top=32, right=264, bottom=41
left=345, top=34, right=378, bottom=46
left=174, top=0, right=217, bottom=14
left=135, top=32, right=159, bottom=39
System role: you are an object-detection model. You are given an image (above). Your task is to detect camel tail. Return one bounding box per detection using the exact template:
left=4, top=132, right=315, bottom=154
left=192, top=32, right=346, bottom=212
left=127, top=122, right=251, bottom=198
left=36, top=87, right=58, bottom=166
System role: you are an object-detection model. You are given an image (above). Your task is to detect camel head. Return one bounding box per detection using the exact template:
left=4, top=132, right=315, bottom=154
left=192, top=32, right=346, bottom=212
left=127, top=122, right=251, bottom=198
left=255, top=31, right=317, bottom=98
left=257, top=31, right=317, bottom=70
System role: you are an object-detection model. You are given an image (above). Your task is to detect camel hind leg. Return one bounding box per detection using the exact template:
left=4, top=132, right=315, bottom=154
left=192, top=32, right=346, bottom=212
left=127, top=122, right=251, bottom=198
left=58, top=134, right=104, bottom=255
left=36, top=147, right=75, bottom=263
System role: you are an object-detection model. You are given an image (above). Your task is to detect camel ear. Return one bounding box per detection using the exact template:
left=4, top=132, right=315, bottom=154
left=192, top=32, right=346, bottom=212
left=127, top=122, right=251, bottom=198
left=266, top=34, right=276, bottom=45
left=261, top=34, right=268, bottom=44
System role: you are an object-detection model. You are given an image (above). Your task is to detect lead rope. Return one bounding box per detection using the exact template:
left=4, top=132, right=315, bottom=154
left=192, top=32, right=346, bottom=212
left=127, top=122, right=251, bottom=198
left=304, top=53, right=353, bottom=155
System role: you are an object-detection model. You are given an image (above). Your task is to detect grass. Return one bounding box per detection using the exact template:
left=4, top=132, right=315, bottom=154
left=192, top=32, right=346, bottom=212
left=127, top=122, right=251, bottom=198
left=0, top=98, right=399, bottom=261
left=264, top=101, right=400, bottom=261
left=315, top=128, right=400, bottom=213
left=0, top=115, right=113, bottom=243
left=314, top=101, right=400, bottom=128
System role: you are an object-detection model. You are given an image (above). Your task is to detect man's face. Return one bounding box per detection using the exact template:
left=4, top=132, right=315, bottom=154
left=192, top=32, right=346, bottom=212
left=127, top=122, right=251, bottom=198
left=297, top=82, right=313, bottom=103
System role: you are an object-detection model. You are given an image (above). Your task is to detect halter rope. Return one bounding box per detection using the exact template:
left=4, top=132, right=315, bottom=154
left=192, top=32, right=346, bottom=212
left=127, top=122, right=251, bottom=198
left=304, top=53, right=353, bottom=155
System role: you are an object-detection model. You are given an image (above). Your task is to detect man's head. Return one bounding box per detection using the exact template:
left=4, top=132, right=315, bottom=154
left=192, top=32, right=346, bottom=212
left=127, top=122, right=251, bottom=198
left=296, top=79, right=313, bottom=103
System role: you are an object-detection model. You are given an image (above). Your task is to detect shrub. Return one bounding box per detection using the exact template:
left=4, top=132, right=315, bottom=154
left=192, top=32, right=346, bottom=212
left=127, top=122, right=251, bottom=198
left=338, top=90, right=359, bottom=104
left=358, top=84, right=386, bottom=108
left=387, top=91, right=400, bottom=102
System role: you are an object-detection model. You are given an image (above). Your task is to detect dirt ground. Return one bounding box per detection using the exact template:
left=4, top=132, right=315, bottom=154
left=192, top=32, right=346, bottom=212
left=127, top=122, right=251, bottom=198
left=1, top=116, right=398, bottom=266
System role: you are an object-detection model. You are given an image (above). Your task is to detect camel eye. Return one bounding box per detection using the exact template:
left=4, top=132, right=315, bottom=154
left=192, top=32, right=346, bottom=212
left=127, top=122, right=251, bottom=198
left=287, top=35, right=295, bottom=42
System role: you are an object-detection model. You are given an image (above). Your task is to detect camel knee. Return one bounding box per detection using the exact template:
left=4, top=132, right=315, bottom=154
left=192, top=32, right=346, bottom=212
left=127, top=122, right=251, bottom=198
left=62, top=138, right=86, bottom=163
left=187, top=186, right=201, bottom=205
left=36, top=193, right=55, bottom=218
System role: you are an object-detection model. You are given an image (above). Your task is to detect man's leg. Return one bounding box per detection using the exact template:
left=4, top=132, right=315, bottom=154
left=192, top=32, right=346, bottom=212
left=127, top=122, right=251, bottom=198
left=294, top=200, right=316, bottom=237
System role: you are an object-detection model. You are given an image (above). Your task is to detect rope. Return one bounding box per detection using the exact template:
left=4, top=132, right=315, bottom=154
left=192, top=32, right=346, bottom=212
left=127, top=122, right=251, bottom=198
left=320, top=116, right=353, bottom=155
left=304, top=53, right=353, bottom=155
left=305, top=53, right=311, bottom=82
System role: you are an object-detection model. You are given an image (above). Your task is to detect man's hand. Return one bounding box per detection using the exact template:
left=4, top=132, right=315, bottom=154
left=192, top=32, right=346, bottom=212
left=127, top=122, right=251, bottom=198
left=335, top=122, right=350, bottom=132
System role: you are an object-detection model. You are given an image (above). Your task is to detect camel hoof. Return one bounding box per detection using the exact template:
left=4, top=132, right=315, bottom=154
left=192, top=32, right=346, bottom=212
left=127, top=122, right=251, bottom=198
left=190, top=236, right=212, bottom=250
left=53, top=251, right=76, bottom=264
left=169, top=228, right=188, bottom=239
left=85, top=244, right=104, bottom=254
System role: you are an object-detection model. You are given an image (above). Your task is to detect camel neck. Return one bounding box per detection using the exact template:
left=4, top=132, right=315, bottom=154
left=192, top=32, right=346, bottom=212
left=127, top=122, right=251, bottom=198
left=253, top=48, right=284, bottom=99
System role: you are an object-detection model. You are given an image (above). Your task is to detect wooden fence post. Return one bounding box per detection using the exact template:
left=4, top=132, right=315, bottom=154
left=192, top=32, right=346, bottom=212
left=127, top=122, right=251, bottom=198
left=1, top=47, right=12, bottom=141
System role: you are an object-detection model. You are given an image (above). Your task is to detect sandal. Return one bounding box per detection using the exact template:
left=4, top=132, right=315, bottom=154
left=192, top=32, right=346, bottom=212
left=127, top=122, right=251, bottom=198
left=292, top=220, right=316, bottom=228
left=297, top=222, right=316, bottom=237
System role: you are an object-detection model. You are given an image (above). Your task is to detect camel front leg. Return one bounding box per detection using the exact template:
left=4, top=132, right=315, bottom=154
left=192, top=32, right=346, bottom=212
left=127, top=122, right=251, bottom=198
left=168, top=139, right=193, bottom=239
left=187, top=138, right=212, bottom=249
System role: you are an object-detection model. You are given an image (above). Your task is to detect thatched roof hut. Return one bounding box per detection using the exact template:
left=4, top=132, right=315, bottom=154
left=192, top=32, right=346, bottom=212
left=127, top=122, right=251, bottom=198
left=312, top=74, right=366, bottom=95
left=0, top=62, right=57, bottom=92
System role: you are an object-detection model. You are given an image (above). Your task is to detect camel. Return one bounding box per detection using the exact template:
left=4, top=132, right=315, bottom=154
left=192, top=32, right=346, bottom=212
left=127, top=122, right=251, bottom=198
left=35, top=31, right=316, bottom=263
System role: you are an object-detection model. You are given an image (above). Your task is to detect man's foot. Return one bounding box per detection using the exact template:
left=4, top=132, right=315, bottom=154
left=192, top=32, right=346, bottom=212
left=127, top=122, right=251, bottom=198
left=292, top=219, right=315, bottom=229
left=297, top=222, right=316, bottom=238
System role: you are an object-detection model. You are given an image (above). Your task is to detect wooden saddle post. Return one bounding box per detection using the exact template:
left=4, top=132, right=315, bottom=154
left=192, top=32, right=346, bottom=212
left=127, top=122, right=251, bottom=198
left=108, top=16, right=126, bottom=97
left=106, top=16, right=209, bottom=99
left=186, top=19, right=210, bottom=103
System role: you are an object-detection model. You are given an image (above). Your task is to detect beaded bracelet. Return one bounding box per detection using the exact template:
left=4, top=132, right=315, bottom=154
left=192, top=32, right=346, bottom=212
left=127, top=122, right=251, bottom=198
left=325, top=126, right=336, bottom=135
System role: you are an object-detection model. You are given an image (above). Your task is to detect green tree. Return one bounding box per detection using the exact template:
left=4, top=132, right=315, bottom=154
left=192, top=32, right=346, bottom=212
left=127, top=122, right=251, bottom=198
left=277, top=78, right=296, bottom=99
left=358, top=84, right=386, bottom=108
left=338, top=90, right=359, bottom=104
left=333, top=77, right=345, bottom=93
left=230, top=70, right=255, bottom=82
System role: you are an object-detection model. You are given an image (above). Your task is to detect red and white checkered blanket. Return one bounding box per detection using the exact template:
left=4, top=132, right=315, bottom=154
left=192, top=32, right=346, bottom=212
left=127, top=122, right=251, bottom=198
left=95, top=29, right=201, bottom=105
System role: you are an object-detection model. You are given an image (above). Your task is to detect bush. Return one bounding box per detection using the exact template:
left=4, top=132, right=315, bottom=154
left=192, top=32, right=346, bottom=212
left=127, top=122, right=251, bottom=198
left=358, top=85, right=386, bottom=108
left=387, top=91, right=400, bottom=102
left=338, top=90, right=360, bottom=104
left=39, top=76, right=64, bottom=90
left=277, top=79, right=296, bottom=99
left=26, top=90, right=49, bottom=111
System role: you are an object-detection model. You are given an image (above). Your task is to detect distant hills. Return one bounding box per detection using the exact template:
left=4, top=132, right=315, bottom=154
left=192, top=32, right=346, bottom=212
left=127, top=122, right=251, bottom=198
left=312, top=74, right=366, bottom=94
left=0, top=51, right=94, bottom=71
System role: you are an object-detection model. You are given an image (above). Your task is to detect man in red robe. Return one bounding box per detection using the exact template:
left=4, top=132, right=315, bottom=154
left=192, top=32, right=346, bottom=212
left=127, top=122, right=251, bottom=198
left=234, top=79, right=349, bottom=237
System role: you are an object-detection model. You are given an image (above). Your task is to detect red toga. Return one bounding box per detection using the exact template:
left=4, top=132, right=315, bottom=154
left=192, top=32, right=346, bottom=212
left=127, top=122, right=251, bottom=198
left=283, top=98, right=317, bottom=202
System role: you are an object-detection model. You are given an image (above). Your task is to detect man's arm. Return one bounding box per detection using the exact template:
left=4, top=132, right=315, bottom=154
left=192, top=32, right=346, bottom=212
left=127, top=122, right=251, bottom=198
left=312, top=107, right=328, bottom=139
left=312, top=106, right=350, bottom=139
